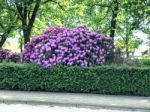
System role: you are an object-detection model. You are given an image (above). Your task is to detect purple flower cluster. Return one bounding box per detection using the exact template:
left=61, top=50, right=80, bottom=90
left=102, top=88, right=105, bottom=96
left=24, top=25, right=112, bottom=67
left=0, top=49, right=10, bottom=61
left=7, top=52, right=20, bottom=62
left=0, top=48, right=20, bottom=62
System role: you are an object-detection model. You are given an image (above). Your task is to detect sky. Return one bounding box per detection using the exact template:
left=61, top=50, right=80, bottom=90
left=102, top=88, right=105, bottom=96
left=134, top=31, right=149, bottom=56
left=4, top=38, right=20, bottom=52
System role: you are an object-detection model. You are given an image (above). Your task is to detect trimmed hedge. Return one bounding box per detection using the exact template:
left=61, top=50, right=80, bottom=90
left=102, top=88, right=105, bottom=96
left=0, top=63, right=150, bottom=96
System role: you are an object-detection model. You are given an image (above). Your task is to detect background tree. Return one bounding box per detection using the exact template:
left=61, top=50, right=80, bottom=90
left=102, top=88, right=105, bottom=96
left=1, top=0, right=149, bottom=54
left=6, top=0, right=65, bottom=45
left=115, top=37, right=142, bottom=58
left=0, top=0, right=17, bottom=48
left=78, top=0, right=149, bottom=58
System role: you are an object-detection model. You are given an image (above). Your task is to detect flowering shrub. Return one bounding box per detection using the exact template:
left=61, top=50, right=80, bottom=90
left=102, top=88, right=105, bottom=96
left=0, top=48, right=20, bottom=62
left=0, top=49, right=10, bottom=62
left=7, top=52, right=20, bottom=62
left=24, top=25, right=112, bottom=67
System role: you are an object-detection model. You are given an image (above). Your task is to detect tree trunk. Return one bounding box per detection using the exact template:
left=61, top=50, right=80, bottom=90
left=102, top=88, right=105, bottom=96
left=126, top=47, right=129, bottom=58
left=16, top=0, right=41, bottom=46
left=0, top=28, right=11, bottom=48
left=0, top=35, right=7, bottom=48
left=109, top=1, right=119, bottom=62
left=23, top=26, right=31, bottom=45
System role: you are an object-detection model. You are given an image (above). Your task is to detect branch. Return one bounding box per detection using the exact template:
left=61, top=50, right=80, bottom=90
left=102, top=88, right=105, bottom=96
left=29, top=0, right=41, bottom=28
left=15, top=3, right=24, bottom=21
left=42, top=0, right=65, bottom=10
left=104, top=26, right=111, bottom=33
left=100, top=9, right=110, bottom=22
left=0, top=25, right=12, bottom=38
left=23, top=5, right=28, bottom=24
left=0, top=23, right=5, bottom=30
left=42, top=0, right=53, bottom=4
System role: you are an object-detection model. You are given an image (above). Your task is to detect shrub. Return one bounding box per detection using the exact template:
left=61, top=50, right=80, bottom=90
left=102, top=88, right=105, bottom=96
left=114, top=57, right=142, bottom=66
left=7, top=52, right=20, bottom=62
left=0, top=48, right=20, bottom=62
left=140, top=56, right=150, bottom=66
left=141, top=59, right=150, bottom=66
left=24, top=25, right=112, bottom=68
left=0, top=63, right=149, bottom=96
left=0, top=49, right=11, bottom=62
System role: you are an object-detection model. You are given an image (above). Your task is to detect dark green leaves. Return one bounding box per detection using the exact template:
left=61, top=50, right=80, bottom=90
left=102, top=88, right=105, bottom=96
left=0, top=63, right=149, bottom=96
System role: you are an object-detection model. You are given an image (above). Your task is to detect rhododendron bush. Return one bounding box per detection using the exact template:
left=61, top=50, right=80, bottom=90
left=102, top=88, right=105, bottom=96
left=0, top=49, right=10, bottom=61
left=0, top=48, right=20, bottom=62
left=24, top=25, right=112, bottom=67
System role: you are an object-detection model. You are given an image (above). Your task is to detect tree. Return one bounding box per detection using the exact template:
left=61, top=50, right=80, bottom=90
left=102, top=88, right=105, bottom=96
left=116, top=37, right=142, bottom=58
left=0, top=0, right=17, bottom=48
left=6, top=0, right=64, bottom=45
left=82, top=0, right=149, bottom=59
left=115, top=0, right=148, bottom=58
left=1, top=0, right=149, bottom=50
left=77, top=0, right=120, bottom=61
left=14, top=0, right=42, bottom=45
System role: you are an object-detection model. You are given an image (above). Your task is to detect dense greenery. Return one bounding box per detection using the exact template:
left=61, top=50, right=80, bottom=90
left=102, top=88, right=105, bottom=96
left=140, top=56, right=150, bottom=66
left=0, top=0, right=149, bottom=96
left=0, top=63, right=149, bottom=96
left=1, top=0, right=149, bottom=58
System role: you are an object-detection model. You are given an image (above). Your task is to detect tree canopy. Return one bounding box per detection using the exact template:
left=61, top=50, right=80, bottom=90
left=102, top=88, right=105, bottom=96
left=0, top=0, right=149, bottom=58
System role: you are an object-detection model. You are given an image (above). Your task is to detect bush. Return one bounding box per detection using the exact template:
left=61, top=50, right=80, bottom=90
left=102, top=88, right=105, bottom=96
left=113, top=57, right=142, bottom=66
left=141, top=59, right=150, bottom=66
left=140, top=56, right=150, bottom=66
left=0, top=63, right=149, bottom=96
left=24, top=25, right=112, bottom=68
left=7, top=52, right=20, bottom=62
left=0, top=48, right=10, bottom=62
left=0, top=48, right=20, bottom=62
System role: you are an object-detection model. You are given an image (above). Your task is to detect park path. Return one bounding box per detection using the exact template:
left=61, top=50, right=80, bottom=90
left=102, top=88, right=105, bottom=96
left=0, top=90, right=149, bottom=111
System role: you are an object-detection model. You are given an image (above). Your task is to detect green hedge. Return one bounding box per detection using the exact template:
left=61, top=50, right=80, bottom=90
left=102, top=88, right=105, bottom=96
left=0, top=63, right=150, bottom=96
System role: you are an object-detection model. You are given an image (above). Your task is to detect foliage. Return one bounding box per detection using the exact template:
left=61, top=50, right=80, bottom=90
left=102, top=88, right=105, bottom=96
left=0, top=0, right=18, bottom=48
left=24, top=25, right=112, bottom=68
left=2, top=0, right=66, bottom=45
left=115, top=37, right=143, bottom=57
left=1, top=0, right=149, bottom=54
left=81, top=0, right=149, bottom=58
left=140, top=56, right=150, bottom=66
left=0, top=63, right=149, bottom=96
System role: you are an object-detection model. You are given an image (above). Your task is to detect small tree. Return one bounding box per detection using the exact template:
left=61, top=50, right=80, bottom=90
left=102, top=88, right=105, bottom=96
left=115, top=37, right=142, bottom=58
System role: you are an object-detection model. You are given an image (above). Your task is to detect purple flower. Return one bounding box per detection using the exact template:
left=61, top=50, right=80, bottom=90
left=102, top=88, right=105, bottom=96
left=0, top=48, right=20, bottom=62
left=24, top=25, right=112, bottom=68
